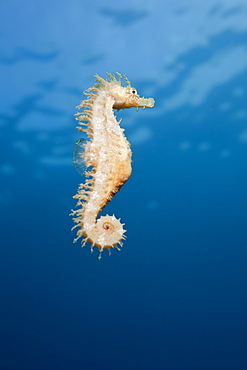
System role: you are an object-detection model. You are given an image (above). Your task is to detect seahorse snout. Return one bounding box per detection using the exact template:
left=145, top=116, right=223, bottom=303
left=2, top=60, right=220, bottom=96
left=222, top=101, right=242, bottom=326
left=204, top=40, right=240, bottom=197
left=137, top=97, right=155, bottom=108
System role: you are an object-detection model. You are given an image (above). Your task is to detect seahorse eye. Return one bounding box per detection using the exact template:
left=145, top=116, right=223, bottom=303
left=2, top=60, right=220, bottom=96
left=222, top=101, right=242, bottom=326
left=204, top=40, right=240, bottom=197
left=130, top=88, right=137, bottom=95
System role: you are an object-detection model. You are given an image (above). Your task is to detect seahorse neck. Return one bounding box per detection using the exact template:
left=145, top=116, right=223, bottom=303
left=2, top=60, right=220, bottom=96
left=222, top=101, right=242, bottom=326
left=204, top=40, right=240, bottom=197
left=90, top=89, right=120, bottom=138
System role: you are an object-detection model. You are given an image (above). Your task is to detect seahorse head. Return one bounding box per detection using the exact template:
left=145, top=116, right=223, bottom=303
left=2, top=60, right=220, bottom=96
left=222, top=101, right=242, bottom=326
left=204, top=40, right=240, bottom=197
left=95, top=73, right=155, bottom=110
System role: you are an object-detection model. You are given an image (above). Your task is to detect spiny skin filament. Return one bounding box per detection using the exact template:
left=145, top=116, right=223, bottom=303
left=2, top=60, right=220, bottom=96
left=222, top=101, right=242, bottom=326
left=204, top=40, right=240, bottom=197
left=71, top=73, right=155, bottom=259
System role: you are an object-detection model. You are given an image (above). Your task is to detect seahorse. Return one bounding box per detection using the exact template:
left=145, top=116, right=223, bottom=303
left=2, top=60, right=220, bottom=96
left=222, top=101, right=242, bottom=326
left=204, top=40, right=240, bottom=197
left=71, top=73, right=155, bottom=259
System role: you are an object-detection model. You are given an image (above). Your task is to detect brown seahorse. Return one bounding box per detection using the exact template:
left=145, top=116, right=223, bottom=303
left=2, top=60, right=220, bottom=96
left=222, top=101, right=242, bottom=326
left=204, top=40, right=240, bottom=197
left=71, top=73, right=155, bottom=259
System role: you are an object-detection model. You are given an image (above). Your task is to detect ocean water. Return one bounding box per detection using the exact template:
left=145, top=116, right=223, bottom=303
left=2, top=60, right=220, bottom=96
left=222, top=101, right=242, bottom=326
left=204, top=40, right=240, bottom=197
left=1, top=1, right=247, bottom=369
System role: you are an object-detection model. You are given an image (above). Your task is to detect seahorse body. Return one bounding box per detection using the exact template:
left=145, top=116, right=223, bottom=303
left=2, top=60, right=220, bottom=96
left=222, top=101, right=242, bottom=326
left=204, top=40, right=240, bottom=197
left=71, top=73, right=155, bottom=258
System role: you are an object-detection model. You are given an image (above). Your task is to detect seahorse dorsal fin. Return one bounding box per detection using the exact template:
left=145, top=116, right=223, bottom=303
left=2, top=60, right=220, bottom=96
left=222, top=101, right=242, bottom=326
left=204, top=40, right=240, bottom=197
left=73, top=138, right=87, bottom=175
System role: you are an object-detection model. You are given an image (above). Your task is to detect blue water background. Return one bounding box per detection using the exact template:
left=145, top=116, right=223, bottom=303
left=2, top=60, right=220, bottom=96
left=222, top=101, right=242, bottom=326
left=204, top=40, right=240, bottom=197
left=1, top=1, right=247, bottom=369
